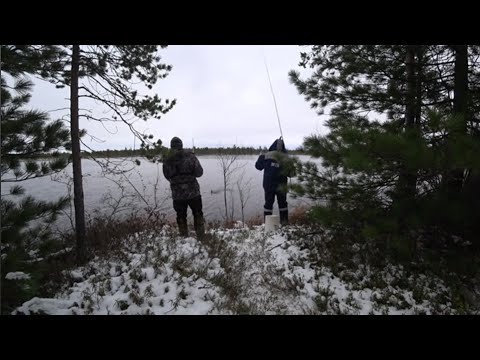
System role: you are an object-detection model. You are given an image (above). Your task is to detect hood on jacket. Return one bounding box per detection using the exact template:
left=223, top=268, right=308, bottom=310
left=268, top=138, right=286, bottom=153
left=170, top=137, right=183, bottom=150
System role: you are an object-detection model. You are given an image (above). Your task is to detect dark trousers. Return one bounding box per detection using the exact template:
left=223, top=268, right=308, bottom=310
left=264, top=189, right=288, bottom=225
left=173, top=196, right=205, bottom=238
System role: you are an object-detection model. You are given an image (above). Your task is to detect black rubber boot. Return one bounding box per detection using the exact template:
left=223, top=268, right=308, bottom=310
left=194, top=214, right=205, bottom=241
left=280, top=210, right=288, bottom=226
left=177, top=217, right=188, bottom=237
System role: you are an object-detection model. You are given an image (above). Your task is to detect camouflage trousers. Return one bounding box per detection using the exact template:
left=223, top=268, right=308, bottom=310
left=173, top=196, right=205, bottom=240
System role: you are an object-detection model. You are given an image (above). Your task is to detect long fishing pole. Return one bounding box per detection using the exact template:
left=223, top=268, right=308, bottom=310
left=262, top=49, right=284, bottom=140
left=263, top=49, right=295, bottom=191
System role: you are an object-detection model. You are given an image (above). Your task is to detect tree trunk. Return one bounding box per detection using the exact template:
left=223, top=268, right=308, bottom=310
left=405, top=45, right=416, bottom=129
left=447, top=45, right=468, bottom=193
left=70, top=45, right=86, bottom=263
left=223, top=175, right=228, bottom=221
left=394, top=45, right=419, bottom=256
left=415, top=46, right=424, bottom=127
left=453, top=46, right=468, bottom=128
left=397, top=45, right=418, bottom=202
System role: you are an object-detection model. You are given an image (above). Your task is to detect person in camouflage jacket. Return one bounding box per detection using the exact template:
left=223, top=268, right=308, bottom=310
left=163, top=137, right=205, bottom=240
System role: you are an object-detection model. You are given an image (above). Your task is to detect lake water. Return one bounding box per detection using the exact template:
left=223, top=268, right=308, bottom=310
left=1, top=155, right=323, bottom=231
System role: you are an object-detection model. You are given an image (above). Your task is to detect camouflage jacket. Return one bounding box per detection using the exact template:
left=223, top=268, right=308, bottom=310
left=162, top=150, right=203, bottom=200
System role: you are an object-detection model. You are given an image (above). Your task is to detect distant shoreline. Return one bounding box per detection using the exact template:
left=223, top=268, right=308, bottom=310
left=10, top=147, right=306, bottom=160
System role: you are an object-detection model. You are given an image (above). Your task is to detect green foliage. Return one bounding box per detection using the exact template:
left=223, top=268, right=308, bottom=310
left=289, top=45, right=480, bottom=256
left=1, top=77, right=71, bottom=181
left=42, top=46, right=176, bottom=149
left=4, top=45, right=178, bottom=157
left=1, top=45, right=68, bottom=79
left=1, top=58, right=72, bottom=313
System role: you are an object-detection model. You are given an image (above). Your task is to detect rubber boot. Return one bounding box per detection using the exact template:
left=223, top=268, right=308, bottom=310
left=194, top=214, right=205, bottom=241
left=280, top=210, right=288, bottom=226
left=177, top=217, right=188, bottom=237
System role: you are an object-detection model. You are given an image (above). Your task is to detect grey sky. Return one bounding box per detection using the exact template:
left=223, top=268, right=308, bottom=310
left=29, top=45, right=328, bottom=151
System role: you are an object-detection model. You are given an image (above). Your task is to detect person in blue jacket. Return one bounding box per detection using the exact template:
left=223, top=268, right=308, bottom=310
left=255, top=137, right=294, bottom=225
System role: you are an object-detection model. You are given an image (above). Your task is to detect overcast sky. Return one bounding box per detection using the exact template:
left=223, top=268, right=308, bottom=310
left=29, top=45, right=328, bottom=151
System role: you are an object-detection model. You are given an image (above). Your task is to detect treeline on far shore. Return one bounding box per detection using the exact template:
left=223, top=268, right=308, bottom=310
left=20, top=146, right=306, bottom=159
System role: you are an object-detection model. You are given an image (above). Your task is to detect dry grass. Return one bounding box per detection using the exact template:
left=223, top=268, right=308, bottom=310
left=290, top=205, right=313, bottom=225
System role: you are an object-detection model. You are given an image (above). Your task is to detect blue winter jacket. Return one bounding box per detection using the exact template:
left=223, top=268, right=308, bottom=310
left=255, top=139, right=290, bottom=192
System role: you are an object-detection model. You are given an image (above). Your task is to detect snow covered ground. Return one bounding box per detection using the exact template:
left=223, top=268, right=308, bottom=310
left=11, top=225, right=472, bottom=315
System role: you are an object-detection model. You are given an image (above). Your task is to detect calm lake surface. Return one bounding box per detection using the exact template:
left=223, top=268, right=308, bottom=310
left=2, top=155, right=324, bottom=231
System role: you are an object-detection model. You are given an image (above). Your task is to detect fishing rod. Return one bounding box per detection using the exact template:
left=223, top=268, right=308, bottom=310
left=263, top=48, right=294, bottom=188
left=262, top=48, right=284, bottom=141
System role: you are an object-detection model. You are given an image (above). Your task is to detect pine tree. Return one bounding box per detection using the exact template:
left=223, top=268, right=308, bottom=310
left=1, top=45, right=68, bottom=79
left=1, top=67, right=71, bottom=314
left=21, top=45, right=175, bottom=262
left=289, top=45, right=480, bottom=256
